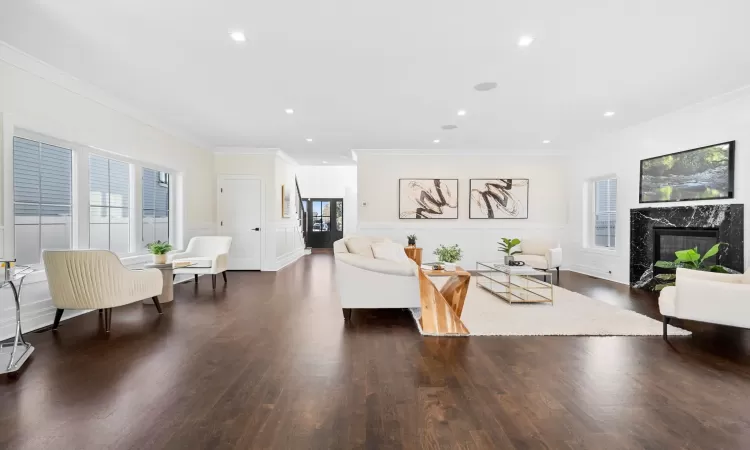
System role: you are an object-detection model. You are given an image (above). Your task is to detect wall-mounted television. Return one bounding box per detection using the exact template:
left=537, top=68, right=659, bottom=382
left=639, top=141, right=734, bottom=203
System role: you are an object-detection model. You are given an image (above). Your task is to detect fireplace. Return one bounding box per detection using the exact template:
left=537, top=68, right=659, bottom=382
left=630, top=204, right=743, bottom=287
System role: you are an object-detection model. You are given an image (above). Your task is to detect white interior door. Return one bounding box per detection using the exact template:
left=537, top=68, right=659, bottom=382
left=218, top=177, right=262, bottom=270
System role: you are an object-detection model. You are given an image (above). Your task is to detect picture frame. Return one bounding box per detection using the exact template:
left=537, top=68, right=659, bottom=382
left=399, top=178, right=459, bottom=219
left=469, top=178, right=529, bottom=219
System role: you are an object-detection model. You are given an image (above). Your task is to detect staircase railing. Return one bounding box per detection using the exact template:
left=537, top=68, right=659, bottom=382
left=295, top=176, right=307, bottom=246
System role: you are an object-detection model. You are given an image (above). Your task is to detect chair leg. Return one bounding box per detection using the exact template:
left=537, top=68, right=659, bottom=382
left=212, top=274, right=217, bottom=290
left=222, top=271, right=227, bottom=284
left=194, top=274, right=199, bottom=284
left=53, top=309, right=64, bottom=330
left=152, top=296, right=163, bottom=314
left=98, top=308, right=103, bottom=315
left=342, top=308, right=353, bottom=322
left=172, top=274, right=176, bottom=281
left=556, top=267, right=560, bottom=285
left=663, top=316, right=671, bottom=341
left=104, top=308, right=112, bottom=333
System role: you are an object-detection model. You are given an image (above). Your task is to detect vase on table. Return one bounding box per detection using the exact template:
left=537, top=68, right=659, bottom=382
left=444, top=262, right=456, bottom=272
left=503, top=255, right=514, bottom=265
left=152, top=254, right=168, bottom=264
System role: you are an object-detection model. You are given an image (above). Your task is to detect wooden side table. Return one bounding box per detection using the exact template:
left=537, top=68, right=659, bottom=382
left=404, top=246, right=423, bottom=266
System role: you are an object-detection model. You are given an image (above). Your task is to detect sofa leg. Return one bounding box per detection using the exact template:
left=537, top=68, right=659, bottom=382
left=194, top=274, right=199, bottom=285
left=663, top=316, right=671, bottom=341
left=212, top=274, right=217, bottom=290
left=222, top=271, right=227, bottom=284
left=556, top=267, right=560, bottom=285
left=53, top=309, right=64, bottom=330
left=152, top=296, right=163, bottom=314
left=342, top=308, right=353, bottom=322
left=104, top=308, right=112, bottom=333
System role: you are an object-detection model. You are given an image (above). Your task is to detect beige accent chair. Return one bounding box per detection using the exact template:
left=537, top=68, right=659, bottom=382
left=171, top=236, right=233, bottom=289
left=513, top=239, right=563, bottom=284
left=43, top=250, right=164, bottom=333
left=659, top=268, right=750, bottom=340
left=333, top=236, right=420, bottom=321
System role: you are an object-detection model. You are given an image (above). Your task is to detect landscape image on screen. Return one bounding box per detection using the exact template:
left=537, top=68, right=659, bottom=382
left=640, top=142, right=733, bottom=203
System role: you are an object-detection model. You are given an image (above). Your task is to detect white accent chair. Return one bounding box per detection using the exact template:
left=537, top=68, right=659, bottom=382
left=171, top=236, right=233, bottom=289
left=334, top=236, right=421, bottom=321
left=513, top=239, right=563, bottom=284
left=659, top=268, right=750, bottom=340
left=43, top=250, right=164, bottom=333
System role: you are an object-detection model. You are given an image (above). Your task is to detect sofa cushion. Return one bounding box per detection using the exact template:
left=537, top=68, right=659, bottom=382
left=658, top=286, right=676, bottom=317
left=371, top=242, right=409, bottom=262
left=513, top=254, right=549, bottom=270
left=345, top=236, right=376, bottom=258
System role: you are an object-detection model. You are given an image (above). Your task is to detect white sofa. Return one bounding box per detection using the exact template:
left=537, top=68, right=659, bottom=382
left=171, top=236, right=232, bottom=289
left=513, top=239, right=563, bottom=283
left=334, top=236, right=421, bottom=321
left=43, top=250, right=164, bottom=333
left=659, top=268, right=750, bottom=340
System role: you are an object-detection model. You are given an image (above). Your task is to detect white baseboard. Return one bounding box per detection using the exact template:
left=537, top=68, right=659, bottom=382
left=568, top=264, right=629, bottom=285
left=275, top=248, right=305, bottom=271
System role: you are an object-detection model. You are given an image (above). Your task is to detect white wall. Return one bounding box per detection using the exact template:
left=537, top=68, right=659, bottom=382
left=566, top=87, right=750, bottom=284
left=357, top=152, right=569, bottom=268
left=296, top=165, right=358, bottom=235
left=214, top=150, right=304, bottom=270
left=0, top=48, right=216, bottom=339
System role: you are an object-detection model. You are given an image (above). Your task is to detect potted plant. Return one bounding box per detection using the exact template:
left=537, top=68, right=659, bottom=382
left=433, top=244, right=462, bottom=271
left=147, top=240, right=173, bottom=264
left=407, top=234, right=417, bottom=246
left=498, top=238, right=522, bottom=265
left=653, top=242, right=730, bottom=290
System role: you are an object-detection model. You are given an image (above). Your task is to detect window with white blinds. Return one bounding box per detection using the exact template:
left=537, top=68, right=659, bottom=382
left=142, top=168, right=170, bottom=248
left=13, top=137, right=73, bottom=265
left=594, top=178, right=617, bottom=248
left=89, top=155, right=130, bottom=253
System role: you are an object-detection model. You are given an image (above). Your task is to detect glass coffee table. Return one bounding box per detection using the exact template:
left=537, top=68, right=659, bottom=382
left=475, top=262, right=554, bottom=304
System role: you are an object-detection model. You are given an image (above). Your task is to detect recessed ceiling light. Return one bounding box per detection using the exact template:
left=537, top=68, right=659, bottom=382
left=229, top=31, right=246, bottom=42
left=306, top=138, right=313, bottom=142
left=457, top=110, right=467, bottom=116
left=284, top=108, right=294, bottom=115
left=442, top=125, right=458, bottom=130
left=433, top=139, right=440, bottom=144
left=474, top=82, right=498, bottom=91
left=518, top=35, right=534, bottom=47
left=322, top=161, right=328, bottom=164
left=542, top=140, right=551, bottom=144
left=604, top=111, right=615, bottom=117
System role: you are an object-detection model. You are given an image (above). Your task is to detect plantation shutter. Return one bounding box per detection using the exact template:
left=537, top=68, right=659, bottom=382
left=594, top=178, right=617, bottom=248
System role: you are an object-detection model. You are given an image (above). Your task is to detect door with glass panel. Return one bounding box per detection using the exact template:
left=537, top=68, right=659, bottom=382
left=306, top=198, right=343, bottom=248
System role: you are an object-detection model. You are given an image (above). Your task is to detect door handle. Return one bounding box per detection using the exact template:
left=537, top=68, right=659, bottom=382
left=251, top=227, right=260, bottom=231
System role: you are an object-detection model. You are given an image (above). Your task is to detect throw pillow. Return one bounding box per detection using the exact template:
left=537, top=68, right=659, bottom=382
left=345, top=236, right=376, bottom=258
left=371, top=242, right=409, bottom=262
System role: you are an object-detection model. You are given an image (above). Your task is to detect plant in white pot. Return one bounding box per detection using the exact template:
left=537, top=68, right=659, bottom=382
left=433, top=244, right=462, bottom=271
left=147, top=240, right=173, bottom=264
left=498, top=237, right=521, bottom=265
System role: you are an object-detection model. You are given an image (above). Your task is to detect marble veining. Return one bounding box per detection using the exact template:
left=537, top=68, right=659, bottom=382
left=630, top=204, right=744, bottom=287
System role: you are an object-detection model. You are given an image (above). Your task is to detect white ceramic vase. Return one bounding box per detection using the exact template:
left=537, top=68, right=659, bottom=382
left=444, top=262, right=456, bottom=272
left=153, top=254, right=168, bottom=264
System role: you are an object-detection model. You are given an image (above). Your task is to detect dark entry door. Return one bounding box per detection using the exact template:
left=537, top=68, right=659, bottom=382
left=306, top=198, right=344, bottom=248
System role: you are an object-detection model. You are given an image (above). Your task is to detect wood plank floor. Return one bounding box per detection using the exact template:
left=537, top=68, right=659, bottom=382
left=2, top=254, right=750, bottom=449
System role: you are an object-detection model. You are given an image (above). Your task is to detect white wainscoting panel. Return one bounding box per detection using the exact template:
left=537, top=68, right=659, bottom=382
left=274, top=222, right=305, bottom=270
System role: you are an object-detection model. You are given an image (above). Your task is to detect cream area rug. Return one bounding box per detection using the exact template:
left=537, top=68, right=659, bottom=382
left=419, top=278, right=691, bottom=337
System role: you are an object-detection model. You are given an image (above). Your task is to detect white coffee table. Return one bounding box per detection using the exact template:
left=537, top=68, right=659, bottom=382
left=475, top=262, right=554, bottom=304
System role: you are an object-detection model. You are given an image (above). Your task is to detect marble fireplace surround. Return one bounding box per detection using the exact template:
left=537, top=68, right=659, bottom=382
left=630, top=204, right=744, bottom=287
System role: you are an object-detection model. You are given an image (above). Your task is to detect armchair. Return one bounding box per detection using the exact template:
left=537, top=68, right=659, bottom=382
left=43, top=250, right=164, bottom=333
left=513, top=239, right=563, bottom=283
left=171, top=236, right=232, bottom=289
left=659, top=268, right=750, bottom=340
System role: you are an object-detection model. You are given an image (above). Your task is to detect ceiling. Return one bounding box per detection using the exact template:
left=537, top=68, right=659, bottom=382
left=2, top=1, right=750, bottom=165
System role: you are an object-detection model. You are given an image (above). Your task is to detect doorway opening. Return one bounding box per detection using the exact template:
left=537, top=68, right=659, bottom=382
left=305, top=198, right=343, bottom=248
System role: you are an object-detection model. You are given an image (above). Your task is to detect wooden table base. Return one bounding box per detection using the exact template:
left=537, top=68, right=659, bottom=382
left=417, top=267, right=471, bottom=336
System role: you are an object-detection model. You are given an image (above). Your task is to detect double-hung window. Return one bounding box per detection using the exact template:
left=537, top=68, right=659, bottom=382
left=593, top=178, right=617, bottom=249
left=12, top=137, right=73, bottom=265
left=89, top=155, right=130, bottom=253
left=142, top=168, right=170, bottom=248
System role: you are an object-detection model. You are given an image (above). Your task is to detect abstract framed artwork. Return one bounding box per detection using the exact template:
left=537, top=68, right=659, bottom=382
left=469, top=179, right=529, bottom=219
left=399, top=179, right=458, bottom=219
left=639, top=141, right=734, bottom=203
left=281, top=184, right=292, bottom=218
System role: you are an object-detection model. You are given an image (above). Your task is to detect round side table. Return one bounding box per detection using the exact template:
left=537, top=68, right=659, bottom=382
left=143, top=263, right=175, bottom=304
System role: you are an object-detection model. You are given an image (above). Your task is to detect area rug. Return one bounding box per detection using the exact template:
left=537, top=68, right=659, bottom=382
left=414, top=279, right=691, bottom=337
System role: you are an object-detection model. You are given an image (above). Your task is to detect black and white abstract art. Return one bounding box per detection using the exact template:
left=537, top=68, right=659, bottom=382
left=399, top=179, right=458, bottom=219
left=469, top=179, right=529, bottom=219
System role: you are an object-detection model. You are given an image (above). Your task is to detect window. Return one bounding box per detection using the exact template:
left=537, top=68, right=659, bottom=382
left=13, top=137, right=73, bottom=265
left=594, top=178, right=617, bottom=248
left=89, top=155, right=130, bottom=253
left=336, top=200, right=343, bottom=231
left=142, top=168, right=170, bottom=248
left=311, top=200, right=330, bottom=232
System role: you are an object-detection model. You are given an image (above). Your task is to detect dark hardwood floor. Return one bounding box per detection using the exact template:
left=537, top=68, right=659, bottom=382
left=2, top=255, right=750, bottom=449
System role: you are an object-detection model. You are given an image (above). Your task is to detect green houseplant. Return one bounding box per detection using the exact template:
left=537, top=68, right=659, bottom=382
left=498, top=238, right=522, bottom=265
left=147, top=240, right=173, bottom=264
left=433, top=244, right=462, bottom=271
left=407, top=234, right=417, bottom=246
left=653, top=242, right=729, bottom=290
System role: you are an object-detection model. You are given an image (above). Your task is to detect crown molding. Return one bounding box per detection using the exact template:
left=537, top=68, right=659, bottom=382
left=212, top=147, right=300, bottom=165
left=0, top=40, right=209, bottom=151
left=351, top=148, right=568, bottom=157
